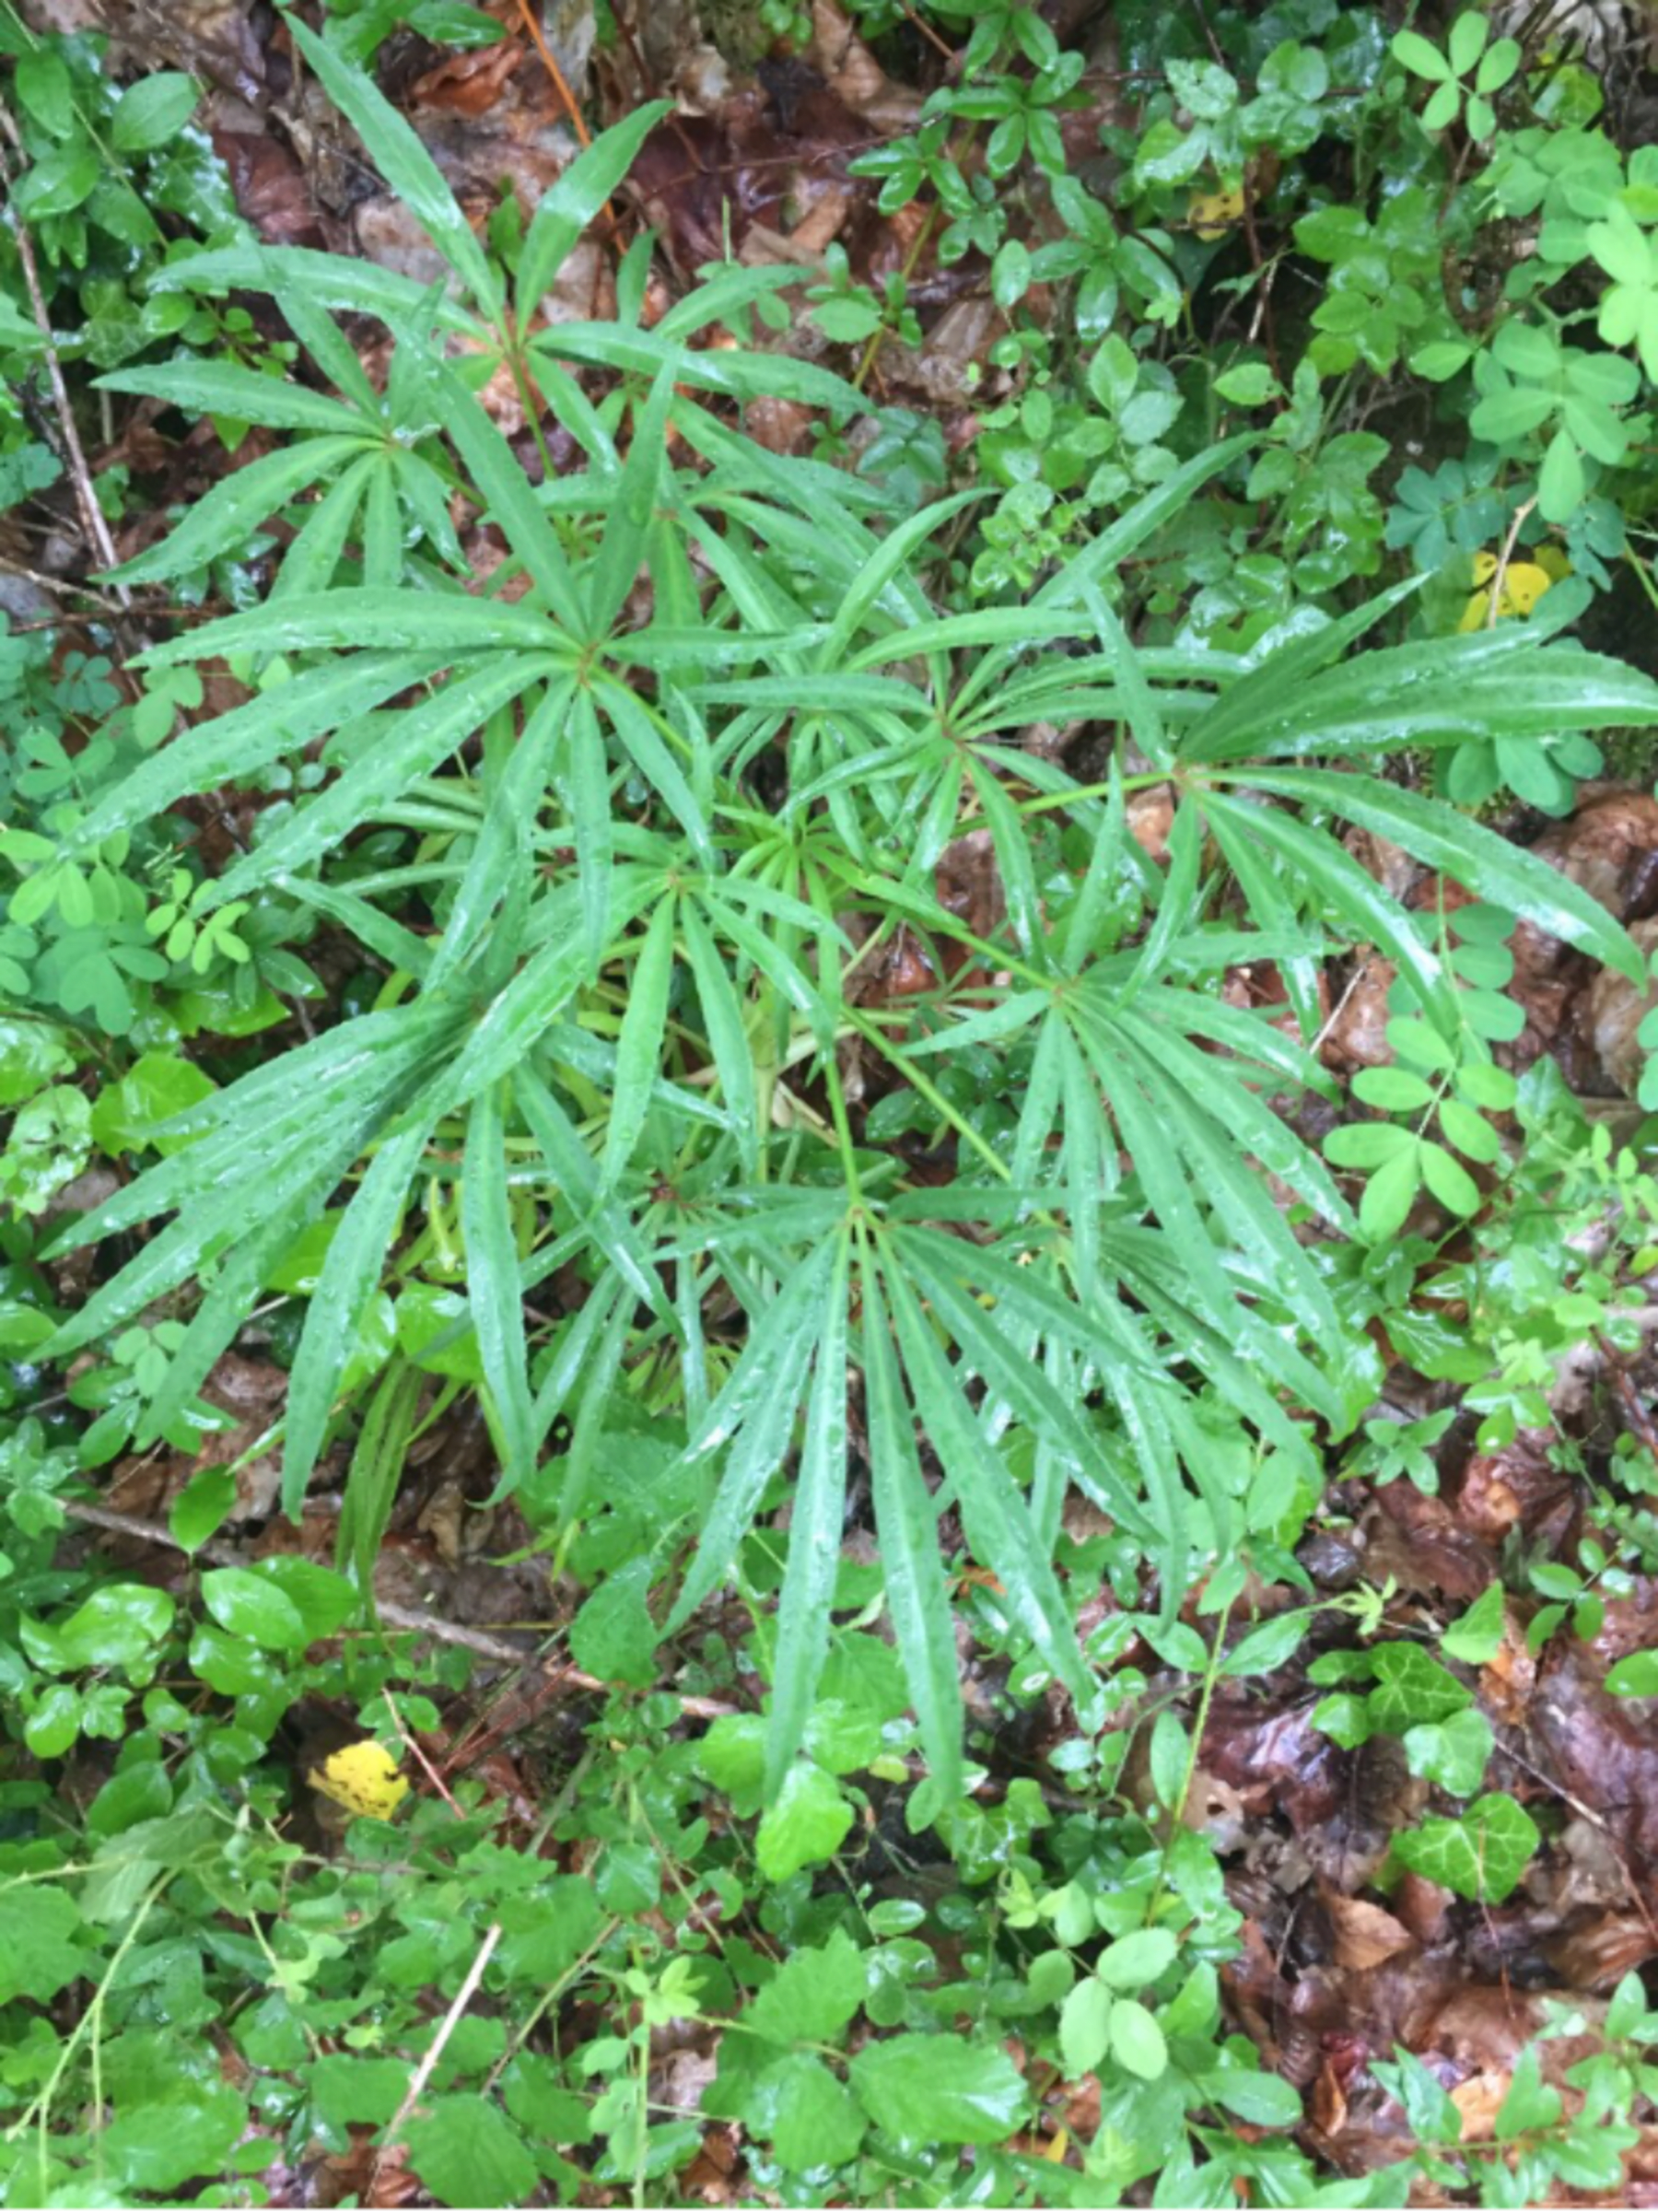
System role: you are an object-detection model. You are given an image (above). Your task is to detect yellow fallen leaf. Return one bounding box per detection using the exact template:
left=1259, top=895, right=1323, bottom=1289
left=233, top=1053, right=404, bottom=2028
left=308, top=1739, right=410, bottom=1820
left=1189, top=187, right=1245, bottom=240
left=1457, top=545, right=1569, bottom=632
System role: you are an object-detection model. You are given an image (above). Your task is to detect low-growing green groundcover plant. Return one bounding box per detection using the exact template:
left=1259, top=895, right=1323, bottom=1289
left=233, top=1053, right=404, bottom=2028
left=15, top=38, right=1658, bottom=1800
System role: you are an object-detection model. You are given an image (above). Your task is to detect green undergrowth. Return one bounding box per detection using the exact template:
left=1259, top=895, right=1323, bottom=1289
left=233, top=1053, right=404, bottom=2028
left=6, top=0, right=1658, bottom=2202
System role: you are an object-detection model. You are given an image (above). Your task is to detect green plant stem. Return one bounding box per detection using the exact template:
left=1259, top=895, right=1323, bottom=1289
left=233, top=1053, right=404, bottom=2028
left=6, top=1877, right=168, bottom=2183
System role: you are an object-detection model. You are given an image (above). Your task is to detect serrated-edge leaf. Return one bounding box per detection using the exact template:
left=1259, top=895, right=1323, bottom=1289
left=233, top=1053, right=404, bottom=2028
left=66, top=653, right=450, bottom=849
left=663, top=1242, right=836, bottom=1633
left=682, top=899, right=758, bottom=1175
left=286, top=15, right=500, bottom=314
left=220, top=658, right=560, bottom=901
left=95, top=360, right=372, bottom=437
left=764, top=1232, right=852, bottom=1797
left=104, top=436, right=369, bottom=584
left=283, top=1117, right=432, bottom=1516
left=884, top=1252, right=1091, bottom=1703
left=136, top=589, right=571, bottom=668
left=461, top=1082, right=536, bottom=1493
left=1203, top=788, right=1459, bottom=1028
left=601, top=895, right=678, bottom=1191
left=590, top=359, right=678, bottom=638
left=1247, top=765, right=1644, bottom=983
left=861, top=1259, right=963, bottom=1797
left=517, top=101, right=671, bottom=317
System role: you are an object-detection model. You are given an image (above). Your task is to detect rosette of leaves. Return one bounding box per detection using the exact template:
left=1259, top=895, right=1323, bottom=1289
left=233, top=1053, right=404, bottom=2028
left=35, top=36, right=1658, bottom=1797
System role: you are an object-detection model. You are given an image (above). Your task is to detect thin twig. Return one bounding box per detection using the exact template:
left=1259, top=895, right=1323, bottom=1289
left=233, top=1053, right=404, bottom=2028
left=381, top=1686, right=463, bottom=1815
left=0, top=559, right=130, bottom=611
left=373, top=1921, right=502, bottom=2174
left=606, top=1, right=658, bottom=98
left=59, top=1497, right=736, bottom=1717
left=514, top=0, right=591, bottom=148
left=0, top=102, right=131, bottom=613
left=1485, top=495, right=1538, bottom=631
left=1185, top=0, right=1278, bottom=379
left=1496, top=1733, right=1658, bottom=1950
left=896, top=0, right=955, bottom=61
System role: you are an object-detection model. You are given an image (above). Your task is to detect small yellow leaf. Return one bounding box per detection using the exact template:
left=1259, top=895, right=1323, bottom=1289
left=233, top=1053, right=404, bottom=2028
left=1189, top=188, right=1245, bottom=240
left=1499, top=561, right=1553, bottom=614
left=308, top=1739, right=410, bottom=1820
left=1457, top=545, right=1570, bottom=631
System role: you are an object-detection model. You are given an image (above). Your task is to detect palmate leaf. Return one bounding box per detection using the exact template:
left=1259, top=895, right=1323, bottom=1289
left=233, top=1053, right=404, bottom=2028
left=860, top=1258, right=963, bottom=1798
left=461, top=1082, right=537, bottom=1497
left=1242, top=765, right=1643, bottom=980
left=889, top=954, right=1351, bottom=1363
left=216, top=658, right=566, bottom=904
left=284, top=13, right=500, bottom=317
left=516, top=101, right=671, bottom=318
left=98, top=308, right=472, bottom=592
left=1184, top=625, right=1658, bottom=767
left=765, top=1229, right=853, bottom=1797
left=96, top=435, right=373, bottom=587
left=882, top=1250, right=1092, bottom=1714
left=285, top=1115, right=435, bottom=1515
left=664, top=1239, right=840, bottom=1633
left=62, top=651, right=454, bottom=851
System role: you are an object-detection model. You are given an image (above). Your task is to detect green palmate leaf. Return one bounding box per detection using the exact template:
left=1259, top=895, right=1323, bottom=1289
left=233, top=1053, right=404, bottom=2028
left=664, top=1242, right=838, bottom=1634
left=284, top=15, right=500, bottom=315
left=819, top=491, right=979, bottom=669
left=543, top=320, right=865, bottom=416
left=590, top=361, right=679, bottom=638
left=428, top=685, right=570, bottom=987
left=1185, top=628, right=1658, bottom=767
left=154, top=240, right=486, bottom=343
left=765, top=1232, right=852, bottom=1797
left=681, top=899, right=758, bottom=1174
left=1182, top=580, right=1421, bottom=760
left=517, top=101, right=671, bottom=315
left=1244, top=766, right=1643, bottom=983
left=339, top=1359, right=424, bottom=1604
left=48, top=1009, right=450, bottom=1371
left=272, top=454, right=378, bottom=598
left=861, top=1259, right=963, bottom=1799
left=600, top=680, right=715, bottom=866
left=601, top=895, right=678, bottom=1191
left=217, top=659, right=565, bottom=903
left=424, top=351, right=589, bottom=617
left=99, top=435, right=373, bottom=585
left=462, top=1082, right=536, bottom=1496
left=1033, top=436, right=1255, bottom=614
left=283, top=1114, right=437, bottom=1516
left=883, top=1250, right=1091, bottom=1709
left=1201, top=789, right=1459, bottom=1028
left=64, top=653, right=453, bottom=849
left=562, top=687, right=616, bottom=969
left=137, top=589, right=572, bottom=667
left=97, top=360, right=368, bottom=437
left=895, top=1236, right=1158, bottom=1546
